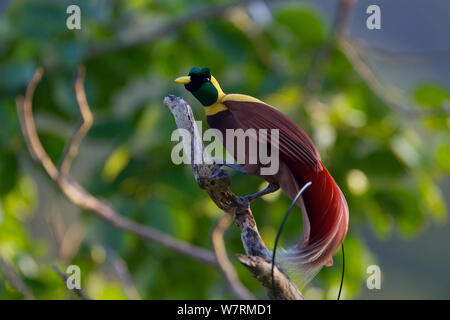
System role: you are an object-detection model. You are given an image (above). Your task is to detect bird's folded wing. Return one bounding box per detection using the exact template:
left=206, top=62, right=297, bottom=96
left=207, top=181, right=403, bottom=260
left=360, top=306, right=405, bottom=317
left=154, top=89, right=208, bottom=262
left=223, top=94, right=321, bottom=170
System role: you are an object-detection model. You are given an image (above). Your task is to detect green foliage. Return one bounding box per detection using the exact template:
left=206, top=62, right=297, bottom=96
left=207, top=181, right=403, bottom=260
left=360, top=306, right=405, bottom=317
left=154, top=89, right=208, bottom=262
left=414, top=84, right=450, bottom=108
left=275, top=5, right=325, bottom=49
left=0, top=0, right=448, bottom=300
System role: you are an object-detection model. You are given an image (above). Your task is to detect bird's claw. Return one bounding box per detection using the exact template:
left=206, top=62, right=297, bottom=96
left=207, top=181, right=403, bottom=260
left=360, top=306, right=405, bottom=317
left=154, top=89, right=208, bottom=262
left=213, top=160, right=246, bottom=174
left=241, top=183, right=280, bottom=203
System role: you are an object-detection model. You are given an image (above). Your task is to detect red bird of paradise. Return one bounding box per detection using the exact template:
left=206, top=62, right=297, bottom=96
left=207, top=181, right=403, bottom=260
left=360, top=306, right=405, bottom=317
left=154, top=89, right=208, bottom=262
left=176, top=67, right=349, bottom=288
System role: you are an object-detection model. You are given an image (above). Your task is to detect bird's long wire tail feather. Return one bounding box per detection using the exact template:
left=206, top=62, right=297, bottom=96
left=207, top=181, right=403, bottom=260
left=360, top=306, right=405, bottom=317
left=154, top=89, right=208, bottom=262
left=271, top=181, right=346, bottom=300
left=337, top=243, right=344, bottom=300
left=271, top=181, right=312, bottom=288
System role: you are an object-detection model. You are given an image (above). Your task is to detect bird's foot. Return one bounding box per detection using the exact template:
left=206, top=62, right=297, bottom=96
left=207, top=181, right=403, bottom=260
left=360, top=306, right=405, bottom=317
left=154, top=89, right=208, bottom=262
left=214, top=160, right=246, bottom=174
left=240, top=183, right=280, bottom=204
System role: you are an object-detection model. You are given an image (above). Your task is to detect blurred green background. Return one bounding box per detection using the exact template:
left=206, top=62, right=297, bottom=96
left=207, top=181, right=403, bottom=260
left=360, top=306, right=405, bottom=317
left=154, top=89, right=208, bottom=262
left=0, top=0, right=449, bottom=299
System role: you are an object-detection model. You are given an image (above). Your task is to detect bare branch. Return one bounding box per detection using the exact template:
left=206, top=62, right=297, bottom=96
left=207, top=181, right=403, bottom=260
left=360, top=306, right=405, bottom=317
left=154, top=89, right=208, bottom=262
left=236, top=255, right=303, bottom=300
left=164, top=95, right=303, bottom=300
left=59, top=220, right=87, bottom=263
left=338, top=38, right=450, bottom=117
left=59, top=67, right=94, bottom=176
left=17, top=67, right=59, bottom=180
left=17, top=68, right=218, bottom=267
left=52, top=265, right=90, bottom=300
left=212, top=214, right=255, bottom=300
left=104, top=246, right=141, bottom=300
left=0, top=256, right=35, bottom=300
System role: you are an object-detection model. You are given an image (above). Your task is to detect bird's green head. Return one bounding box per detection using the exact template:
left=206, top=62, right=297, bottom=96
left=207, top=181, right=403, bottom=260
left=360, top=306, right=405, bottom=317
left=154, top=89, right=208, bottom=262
left=175, top=67, right=223, bottom=106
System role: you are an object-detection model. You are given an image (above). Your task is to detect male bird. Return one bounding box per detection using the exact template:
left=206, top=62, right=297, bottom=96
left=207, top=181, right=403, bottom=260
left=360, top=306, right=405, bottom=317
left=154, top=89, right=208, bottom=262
left=175, top=67, right=349, bottom=285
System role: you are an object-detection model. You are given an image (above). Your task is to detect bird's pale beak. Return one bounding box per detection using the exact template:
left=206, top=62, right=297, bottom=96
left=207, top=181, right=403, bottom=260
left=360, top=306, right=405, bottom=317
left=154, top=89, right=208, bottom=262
left=174, top=76, right=191, bottom=84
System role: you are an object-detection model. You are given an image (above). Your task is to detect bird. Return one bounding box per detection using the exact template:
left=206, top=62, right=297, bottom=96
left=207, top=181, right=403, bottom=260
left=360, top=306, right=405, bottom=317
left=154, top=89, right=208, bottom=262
left=175, top=67, right=349, bottom=287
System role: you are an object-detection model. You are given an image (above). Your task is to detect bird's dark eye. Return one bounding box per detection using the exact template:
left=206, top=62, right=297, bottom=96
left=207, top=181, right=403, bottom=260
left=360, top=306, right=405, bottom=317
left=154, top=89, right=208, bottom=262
left=204, top=77, right=210, bottom=82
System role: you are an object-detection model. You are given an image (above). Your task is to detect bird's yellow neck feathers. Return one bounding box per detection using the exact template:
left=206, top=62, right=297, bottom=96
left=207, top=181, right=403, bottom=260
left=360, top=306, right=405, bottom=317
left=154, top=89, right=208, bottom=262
left=205, top=76, right=266, bottom=116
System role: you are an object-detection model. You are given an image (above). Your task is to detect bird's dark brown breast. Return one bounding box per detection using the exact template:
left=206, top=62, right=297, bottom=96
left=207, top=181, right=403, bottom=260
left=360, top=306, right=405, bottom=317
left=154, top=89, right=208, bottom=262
left=206, top=109, right=241, bottom=135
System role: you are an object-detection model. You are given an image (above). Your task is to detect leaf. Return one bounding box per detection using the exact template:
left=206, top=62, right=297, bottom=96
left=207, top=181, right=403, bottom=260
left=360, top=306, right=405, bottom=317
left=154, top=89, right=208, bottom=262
left=7, top=1, right=64, bottom=45
left=0, top=151, right=18, bottom=196
left=275, top=5, right=325, bottom=48
left=0, top=100, right=19, bottom=149
left=206, top=21, right=252, bottom=61
left=102, top=145, right=131, bottom=182
left=414, top=84, right=450, bottom=108
left=89, top=119, right=134, bottom=140
left=39, top=132, right=66, bottom=164
left=2, top=175, right=37, bottom=221
left=418, top=173, right=447, bottom=223
left=435, top=141, right=450, bottom=172
left=374, top=186, right=424, bottom=236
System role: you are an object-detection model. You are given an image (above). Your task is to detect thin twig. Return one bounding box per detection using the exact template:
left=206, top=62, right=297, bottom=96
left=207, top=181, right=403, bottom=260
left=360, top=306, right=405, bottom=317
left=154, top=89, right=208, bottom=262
left=17, top=68, right=59, bottom=180
left=59, top=220, right=87, bottom=263
left=164, top=95, right=303, bottom=300
left=104, top=246, right=141, bottom=300
left=351, top=39, right=450, bottom=62
left=338, top=38, right=450, bottom=117
left=52, top=265, right=91, bottom=300
left=212, top=214, right=255, bottom=300
left=0, top=256, right=35, bottom=300
left=16, top=68, right=218, bottom=266
left=59, top=67, right=93, bottom=175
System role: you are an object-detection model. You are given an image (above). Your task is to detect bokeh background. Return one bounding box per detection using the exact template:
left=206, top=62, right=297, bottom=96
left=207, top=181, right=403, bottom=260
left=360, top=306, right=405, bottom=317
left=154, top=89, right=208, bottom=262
left=0, top=0, right=449, bottom=299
